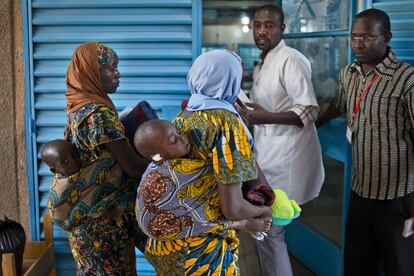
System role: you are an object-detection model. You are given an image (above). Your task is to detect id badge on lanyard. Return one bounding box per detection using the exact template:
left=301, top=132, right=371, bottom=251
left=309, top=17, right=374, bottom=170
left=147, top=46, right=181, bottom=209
left=346, top=125, right=352, bottom=143
left=347, top=74, right=379, bottom=144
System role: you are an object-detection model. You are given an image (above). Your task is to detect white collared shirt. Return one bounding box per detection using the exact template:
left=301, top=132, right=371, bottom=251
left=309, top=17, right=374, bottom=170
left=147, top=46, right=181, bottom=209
left=251, top=40, right=325, bottom=204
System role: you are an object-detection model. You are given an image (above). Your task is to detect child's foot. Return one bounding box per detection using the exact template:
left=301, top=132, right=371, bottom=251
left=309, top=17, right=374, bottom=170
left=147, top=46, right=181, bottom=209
left=242, top=217, right=272, bottom=233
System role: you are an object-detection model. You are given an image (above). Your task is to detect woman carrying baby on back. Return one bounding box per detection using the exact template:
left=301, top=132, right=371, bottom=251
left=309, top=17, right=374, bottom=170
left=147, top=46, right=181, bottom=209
left=135, top=50, right=273, bottom=276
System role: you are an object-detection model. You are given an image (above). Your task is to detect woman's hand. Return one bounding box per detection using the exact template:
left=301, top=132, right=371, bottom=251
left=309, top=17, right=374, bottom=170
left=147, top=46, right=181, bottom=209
left=218, top=182, right=272, bottom=220
left=105, top=138, right=149, bottom=179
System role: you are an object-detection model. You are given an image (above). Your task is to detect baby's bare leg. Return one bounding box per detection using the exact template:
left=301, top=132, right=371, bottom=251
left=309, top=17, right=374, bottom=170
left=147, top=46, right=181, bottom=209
left=229, top=217, right=272, bottom=233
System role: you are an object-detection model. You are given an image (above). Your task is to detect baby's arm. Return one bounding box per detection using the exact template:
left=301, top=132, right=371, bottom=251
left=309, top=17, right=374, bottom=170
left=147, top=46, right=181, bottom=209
left=227, top=217, right=272, bottom=233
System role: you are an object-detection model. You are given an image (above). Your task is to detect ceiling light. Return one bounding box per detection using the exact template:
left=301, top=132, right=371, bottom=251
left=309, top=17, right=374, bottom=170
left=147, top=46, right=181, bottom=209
left=241, top=16, right=250, bottom=25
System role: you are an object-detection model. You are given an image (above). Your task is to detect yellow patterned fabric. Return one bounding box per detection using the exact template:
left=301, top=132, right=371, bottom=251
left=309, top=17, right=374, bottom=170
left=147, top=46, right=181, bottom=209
left=145, top=230, right=239, bottom=275
left=144, top=109, right=257, bottom=275
left=174, top=109, right=257, bottom=184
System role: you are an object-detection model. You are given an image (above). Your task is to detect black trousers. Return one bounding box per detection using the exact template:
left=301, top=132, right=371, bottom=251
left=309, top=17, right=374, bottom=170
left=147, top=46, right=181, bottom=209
left=344, top=191, right=414, bottom=276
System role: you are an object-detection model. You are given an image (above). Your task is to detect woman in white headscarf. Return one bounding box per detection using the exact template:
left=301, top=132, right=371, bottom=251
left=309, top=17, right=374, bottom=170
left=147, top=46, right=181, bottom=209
left=143, top=50, right=272, bottom=275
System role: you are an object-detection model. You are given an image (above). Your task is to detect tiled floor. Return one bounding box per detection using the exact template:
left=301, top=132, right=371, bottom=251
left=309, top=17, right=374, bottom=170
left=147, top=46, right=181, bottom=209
left=238, top=157, right=345, bottom=276
left=290, top=255, right=316, bottom=276
left=238, top=232, right=315, bottom=276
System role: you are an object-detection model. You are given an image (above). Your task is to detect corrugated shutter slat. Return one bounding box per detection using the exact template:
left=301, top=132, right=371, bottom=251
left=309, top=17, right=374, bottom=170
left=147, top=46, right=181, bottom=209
left=373, top=0, right=414, bottom=66
left=28, top=0, right=198, bottom=274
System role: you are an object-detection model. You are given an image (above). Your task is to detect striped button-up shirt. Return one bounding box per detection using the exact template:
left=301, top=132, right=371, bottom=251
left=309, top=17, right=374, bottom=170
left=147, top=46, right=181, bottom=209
left=336, top=49, right=414, bottom=200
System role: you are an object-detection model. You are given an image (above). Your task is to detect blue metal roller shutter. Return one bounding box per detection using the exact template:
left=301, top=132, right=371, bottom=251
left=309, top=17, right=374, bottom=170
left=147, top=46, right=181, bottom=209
left=371, top=0, right=414, bottom=65
left=24, top=0, right=201, bottom=274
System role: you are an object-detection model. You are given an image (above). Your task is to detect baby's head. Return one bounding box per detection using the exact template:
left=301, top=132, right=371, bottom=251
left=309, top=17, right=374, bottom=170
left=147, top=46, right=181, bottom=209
left=134, top=119, right=191, bottom=163
left=41, top=139, right=80, bottom=177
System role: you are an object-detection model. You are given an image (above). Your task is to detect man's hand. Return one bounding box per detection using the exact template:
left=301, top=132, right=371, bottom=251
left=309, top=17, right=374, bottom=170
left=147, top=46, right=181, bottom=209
left=236, top=100, right=303, bottom=126
left=236, top=102, right=270, bottom=125
left=315, top=100, right=341, bottom=128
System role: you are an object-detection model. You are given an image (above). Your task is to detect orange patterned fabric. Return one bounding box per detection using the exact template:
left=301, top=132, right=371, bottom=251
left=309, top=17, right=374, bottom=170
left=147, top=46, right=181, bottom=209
left=65, top=42, right=116, bottom=113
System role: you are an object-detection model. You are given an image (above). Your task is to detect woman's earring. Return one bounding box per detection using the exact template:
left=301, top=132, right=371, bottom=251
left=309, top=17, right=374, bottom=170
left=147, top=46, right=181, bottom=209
left=152, top=154, right=163, bottom=163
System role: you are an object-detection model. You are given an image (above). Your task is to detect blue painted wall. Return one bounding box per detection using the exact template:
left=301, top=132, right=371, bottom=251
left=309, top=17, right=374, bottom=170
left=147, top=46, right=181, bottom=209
left=371, top=0, right=414, bottom=66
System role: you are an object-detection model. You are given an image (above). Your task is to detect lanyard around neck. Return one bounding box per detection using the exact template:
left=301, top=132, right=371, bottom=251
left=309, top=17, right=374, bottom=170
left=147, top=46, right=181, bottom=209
left=349, top=73, right=379, bottom=126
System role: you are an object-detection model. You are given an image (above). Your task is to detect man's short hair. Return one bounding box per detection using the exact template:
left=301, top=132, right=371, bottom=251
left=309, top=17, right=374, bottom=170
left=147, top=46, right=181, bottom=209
left=255, top=4, right=284, bottom=25
left=355, top=8, right=391, bottom=33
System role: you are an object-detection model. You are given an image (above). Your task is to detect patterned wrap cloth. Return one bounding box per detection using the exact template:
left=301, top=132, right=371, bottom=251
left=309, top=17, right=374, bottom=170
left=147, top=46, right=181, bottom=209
left=48, top=157, right=133, bottom=231
left=97, top=43, right=116, bottom=69
left=181, top=100, right=275, bottom=207
left=137, top=159, right=229, bottom=241
left=143, top=109, right=257, bottom=276
left=48, top=104, right=139, bottom=275
left=49, top=101, right=159, bottom=230
left=142, top=50, right=262, bottom=276
left=47, top=42, right=153, bottom=275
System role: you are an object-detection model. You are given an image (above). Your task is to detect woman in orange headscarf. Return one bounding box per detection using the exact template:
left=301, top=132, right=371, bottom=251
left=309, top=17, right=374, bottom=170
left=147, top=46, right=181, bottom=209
left=48, top=42, right=148, bottom=275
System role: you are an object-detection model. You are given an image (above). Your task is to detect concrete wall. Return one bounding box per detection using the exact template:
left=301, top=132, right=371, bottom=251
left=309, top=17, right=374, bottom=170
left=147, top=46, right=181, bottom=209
left=0, top=0, right=30, bottom=235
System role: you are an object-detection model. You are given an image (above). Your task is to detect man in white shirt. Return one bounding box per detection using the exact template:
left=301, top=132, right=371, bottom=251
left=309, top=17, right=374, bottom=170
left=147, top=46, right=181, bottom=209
left=238, top=5, right=325, bottom=276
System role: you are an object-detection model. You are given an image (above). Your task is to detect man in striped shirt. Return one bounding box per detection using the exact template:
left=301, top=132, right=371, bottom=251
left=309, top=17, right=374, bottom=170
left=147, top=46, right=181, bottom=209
left=318, top=9, right=414, bottom=276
